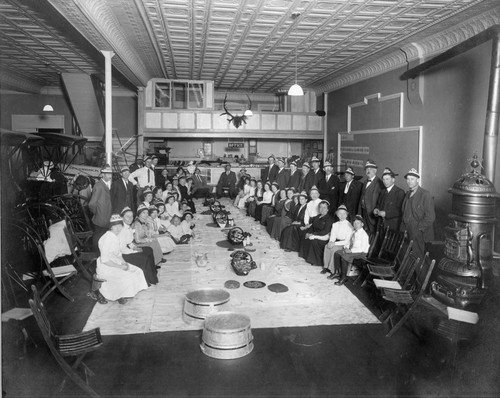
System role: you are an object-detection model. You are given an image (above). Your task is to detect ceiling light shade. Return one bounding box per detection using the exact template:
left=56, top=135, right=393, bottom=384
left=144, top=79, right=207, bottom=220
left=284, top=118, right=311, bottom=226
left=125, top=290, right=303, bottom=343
left=288, top=83, right=304, bottom=96
left=43, top=104, right=54, bottom=112
left=244, top=109, right=253, bottom=117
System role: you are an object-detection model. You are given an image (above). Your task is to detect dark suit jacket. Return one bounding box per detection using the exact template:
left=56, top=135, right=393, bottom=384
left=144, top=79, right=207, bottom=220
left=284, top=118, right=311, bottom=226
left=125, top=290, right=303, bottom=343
left=192, top=174, right=208, bottom=189
left=318, top=174, right=340, bottom=211
left=217, top=171, right=237, bottom=189
left=275, top=168, right=290, bottom=189
left=359, top=176, right=384, bottom=214
left=89, top=179, right=112, bottom=228
left=375, top=185, right=405, bottom=231
left=288, top=170, right=302, bottom=190
left=339, top=179, right=363, bottom=221
left=262, top=164, right=279, bottom=184
left=111, top=178, right=134, bottom=214
left=299, top=170, right=315, bottom=193
left=402, top=186, right=435, bottom=242
left=312, top=169, right=325, bottom=188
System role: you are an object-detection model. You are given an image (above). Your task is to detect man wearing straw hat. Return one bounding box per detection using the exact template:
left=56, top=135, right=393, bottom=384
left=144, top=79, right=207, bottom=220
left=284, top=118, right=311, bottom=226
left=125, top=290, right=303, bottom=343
left=299, top=162, right=315, bottom=193
left=310, top=156, right=324, bottom=187
left=373, top=167, right=405, bottom=232
left=89, top=164, right=113, bottom=252
left=319, top=161, right=340, bottom=212
left=275, top=157, right=290, bottom=190
left=401, top=168, right=435, bottom=259
left=339, top=167, right=363, bottom=222
left=128, top=155, right=156, bottom=204
left=358, top=159, right=384, bottom=234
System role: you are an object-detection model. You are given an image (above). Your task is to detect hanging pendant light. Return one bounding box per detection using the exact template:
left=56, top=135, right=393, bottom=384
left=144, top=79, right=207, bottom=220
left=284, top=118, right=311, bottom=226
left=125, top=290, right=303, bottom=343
left=288, top=12, right=304, bottom=96
left=43, top=104, right=54, bottom=112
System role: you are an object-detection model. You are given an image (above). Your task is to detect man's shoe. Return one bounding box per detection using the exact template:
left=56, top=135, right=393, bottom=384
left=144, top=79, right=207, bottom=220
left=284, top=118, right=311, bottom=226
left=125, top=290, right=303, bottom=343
left=335, top=278, right=348, bottom=286
left=320, top=268, right=329, bottom=274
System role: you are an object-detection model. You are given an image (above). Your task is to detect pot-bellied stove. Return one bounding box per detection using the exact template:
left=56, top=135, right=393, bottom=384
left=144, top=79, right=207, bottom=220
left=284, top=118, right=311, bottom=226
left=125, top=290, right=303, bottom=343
left=431, top=155, right=498, bottom=311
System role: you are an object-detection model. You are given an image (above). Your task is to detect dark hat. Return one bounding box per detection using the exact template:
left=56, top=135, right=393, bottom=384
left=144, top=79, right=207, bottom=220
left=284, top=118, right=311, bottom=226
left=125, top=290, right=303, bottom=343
left=271, top=181, right=279, bottom=189
left=166, top=192, right=176, bottom=202
left=382, top=167, right=398, bottom=178
left=182, top=211, right=193, bottom=219
left=404, top=168, right=420, bottom=179
left=100, top=164, right=113, bottom=174
left=354, top=215, right=365, bottom=224
left=336, top=204, right=348, bottom=213
left=344, top=167, right=355, bottom=176
left=120, top=206, right=133, bottom=217
left=268, top=154, right=275, bottom=160
left=109, top=214, right=123, bottom=227
left=364, top=159, right=378, bottom=169
left=320, top=200, right=330, bottom=207
left=309, top=185, right=319, bottom=194
left=148, top=205, right=158, bottom=214
left=277, top=157, right=285, bottom=164
left=154, top=200, right=165, bottom=207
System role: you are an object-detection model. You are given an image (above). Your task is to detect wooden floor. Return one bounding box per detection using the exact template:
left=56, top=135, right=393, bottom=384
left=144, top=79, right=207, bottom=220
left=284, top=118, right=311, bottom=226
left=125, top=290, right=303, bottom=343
left=3, top=270, right=500, bottom=398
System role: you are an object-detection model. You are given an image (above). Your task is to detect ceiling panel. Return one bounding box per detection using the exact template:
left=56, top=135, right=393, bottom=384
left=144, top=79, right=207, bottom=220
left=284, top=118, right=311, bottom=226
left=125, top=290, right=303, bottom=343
left=1, top=0, right=499, bottom=94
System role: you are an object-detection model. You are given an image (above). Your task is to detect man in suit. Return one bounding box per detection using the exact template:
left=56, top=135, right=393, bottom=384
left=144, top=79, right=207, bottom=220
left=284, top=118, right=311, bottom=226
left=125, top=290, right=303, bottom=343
left=318, top=161, right=340, bottom=213
left=262, top=155, right=279, bottom=184
left=111, top=166, right=135, bottom=214
left=358, top=160, right=384, bottom=235
left=401, top=168, right=435, bottom=260
left=191, top=167, right=211, bottom=198
left=89, top=164, right=113, bottom=252
left=298, top=162, right=315, bottom=193
left=216, top=164, right=237, bottom=199
left=311, top=156, right=325, bottom=187
left=288, top=160, right=302, bottom=190
left=275, top=157, right=290, bottom=189
left=339, top=167, right=363, bottom=222
left=373, top=168, right=405, bottom=232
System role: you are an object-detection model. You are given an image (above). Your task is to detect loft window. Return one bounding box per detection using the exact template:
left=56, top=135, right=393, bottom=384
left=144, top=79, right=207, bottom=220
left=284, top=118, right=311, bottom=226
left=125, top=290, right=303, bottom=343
left=153, top=80, right=206, bottom=109
left=154, top=81, right=171, bottom=108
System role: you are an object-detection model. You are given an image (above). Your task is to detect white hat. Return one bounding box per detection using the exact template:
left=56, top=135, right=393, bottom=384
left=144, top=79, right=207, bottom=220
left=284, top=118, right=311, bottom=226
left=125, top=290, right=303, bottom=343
left=404, top=168, right=420, bottom=179
left=364, top=159, right=378, bottom=169
left=100, top=164, right=113, bottom=174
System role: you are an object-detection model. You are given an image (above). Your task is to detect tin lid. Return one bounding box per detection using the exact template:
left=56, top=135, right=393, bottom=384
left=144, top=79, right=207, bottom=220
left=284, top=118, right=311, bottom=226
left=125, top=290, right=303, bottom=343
left=185, top=288, right=230, bottom=305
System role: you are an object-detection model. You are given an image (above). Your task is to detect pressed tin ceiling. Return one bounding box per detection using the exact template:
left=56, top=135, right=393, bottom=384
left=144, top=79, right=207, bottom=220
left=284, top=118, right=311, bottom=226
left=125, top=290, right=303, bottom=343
left=0, top=0, right=499, bottom=94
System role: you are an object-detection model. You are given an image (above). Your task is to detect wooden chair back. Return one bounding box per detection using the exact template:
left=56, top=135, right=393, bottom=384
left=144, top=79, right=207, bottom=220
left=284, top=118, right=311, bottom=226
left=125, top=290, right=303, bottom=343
left=377, top=228, right=405, bottom=262
left=394, top=249, right=420, bottom=289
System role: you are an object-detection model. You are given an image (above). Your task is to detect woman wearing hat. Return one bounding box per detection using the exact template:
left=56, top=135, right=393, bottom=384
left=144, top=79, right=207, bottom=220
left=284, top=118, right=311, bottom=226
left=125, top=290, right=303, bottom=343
left=133, top=204, right=165, bottom=265
left=165, top=192, right=182, bottom=219
left=254, top=181, right=273, bottom=222
left=141, top=186, right=154, bottom=208
left=260, top=182, right=280, bottom=225
left=267, top=187, right=295, bottom=240
left=322, top=205, right=354, bottom=276
left=280, top=191, right=308, bottom=251
left=330, top=215, right=370, bottom=285
left=118, top=207, right=159, bottom=286
left=298, top=200, right=334, bottom=267
left=96, top=214, right=148, bottom=303
left=235, top=177, right=256, bottom=209
left=148, top=205, right=176, bottom=254
left=247, top=180, right=264, bottom=218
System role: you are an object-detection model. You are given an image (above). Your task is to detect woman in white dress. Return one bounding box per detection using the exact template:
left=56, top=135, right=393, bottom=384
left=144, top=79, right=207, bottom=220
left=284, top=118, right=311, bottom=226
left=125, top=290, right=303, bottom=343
left=235, top=177, right=256, bottom=209
left=96, top=214, right=148, bottom=304
left=148, top=205, right=176, bottom=253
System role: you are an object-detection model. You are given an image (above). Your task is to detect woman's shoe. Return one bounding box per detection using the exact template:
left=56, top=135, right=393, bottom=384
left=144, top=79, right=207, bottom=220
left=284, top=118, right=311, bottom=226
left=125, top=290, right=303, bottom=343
left=335, top=278, right=348, bottom=286
left=327, top=274, right=339, bottom=280
left=117, top=298, right=128, bottom=305
left=160, top=258, right=167, bottom=263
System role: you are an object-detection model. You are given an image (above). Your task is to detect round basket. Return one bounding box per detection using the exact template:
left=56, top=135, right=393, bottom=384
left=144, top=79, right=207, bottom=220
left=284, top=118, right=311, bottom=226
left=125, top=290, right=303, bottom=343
left=183, top=288, right=230, bottom=327
left=200, top=312, right=254, bottom=359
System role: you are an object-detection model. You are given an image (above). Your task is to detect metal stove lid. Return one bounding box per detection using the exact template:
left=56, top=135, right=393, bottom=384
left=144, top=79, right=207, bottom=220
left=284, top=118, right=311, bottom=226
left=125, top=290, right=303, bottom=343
left=449, top=155, right=498, bottom=197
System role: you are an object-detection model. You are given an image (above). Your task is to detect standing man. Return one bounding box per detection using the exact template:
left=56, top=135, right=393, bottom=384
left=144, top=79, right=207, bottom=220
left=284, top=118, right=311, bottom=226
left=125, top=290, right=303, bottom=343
left=128, top=155, right=156, bottom=204
left=318, top=161, right=340, bottom=213
left=89, top=164, right=113, bottom=252
left=299, top=162, right=315, bottom=193
left=216, top=164, right=237, bottom=199
left=192, top=167, right=211, bottom=198
left=358, top=160, right=384, bottom=235
left=275, top=157, right=290, bottom=189
left=373, top=168, right=405, bottom=232
left=401, top=168, right=435, bottom=260
left=111, top=166, right=135, bottom=214
left=311, top=156, right=325, bottom=187
left=288, top=160, right=302, bottom=190
left=340, top=167, right=363, bottom=222
left=262, top=155, right=279, bottom=184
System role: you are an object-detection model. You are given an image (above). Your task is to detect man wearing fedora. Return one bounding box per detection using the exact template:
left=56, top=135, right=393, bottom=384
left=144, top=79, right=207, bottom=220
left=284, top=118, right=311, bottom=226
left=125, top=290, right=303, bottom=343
left=401, top=168, right=435, bottom=259
left=340, top=167, right=363, bottom=222
left=89, top=164, right=113, bottom=252
left=358, top=160, right=384, bottom=235
left=318, top=161, right=340, bottom=212
left=311, top=156, right=325, bottom=187
left=298, top=162, right=315, bottom=193
left=262, top=155, right=279, bottom=184
left=288, top=160, right=302, bottom=190
left=191, top=167, right=210, bottom=198
left=216, top=164, right=237, bottom=199
left=275, top=157, right=290, bottom=190
left=128, top=155, right=156, bottom=204
left=111, top=166, right=135, bottom=214
left=373, top=168, right=405, bottom=232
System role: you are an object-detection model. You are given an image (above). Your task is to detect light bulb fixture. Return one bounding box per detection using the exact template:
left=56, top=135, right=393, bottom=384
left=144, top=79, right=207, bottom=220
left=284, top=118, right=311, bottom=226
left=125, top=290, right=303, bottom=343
left=288, top=12, right=304, bottom=96
left=43, top=104, right=54, bottom=112
left=244, top=109, right=253, bottom=117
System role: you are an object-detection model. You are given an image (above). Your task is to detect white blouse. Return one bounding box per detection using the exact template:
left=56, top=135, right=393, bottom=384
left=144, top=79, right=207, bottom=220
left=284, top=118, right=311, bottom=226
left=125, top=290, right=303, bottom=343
left=304, top=198, right=322, bottom=225
left=329, top=220, right=353, bottom=245
left=349, top=228, right=370, bottom=253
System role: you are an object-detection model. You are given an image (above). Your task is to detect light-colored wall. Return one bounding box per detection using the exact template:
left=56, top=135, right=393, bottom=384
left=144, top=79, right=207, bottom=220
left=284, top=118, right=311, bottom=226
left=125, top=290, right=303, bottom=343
left=327, top=40, right=499, bottom=239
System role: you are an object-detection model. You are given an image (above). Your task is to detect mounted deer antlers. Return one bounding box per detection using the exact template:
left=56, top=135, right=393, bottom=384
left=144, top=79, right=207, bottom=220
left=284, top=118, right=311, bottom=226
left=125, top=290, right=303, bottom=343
left=220, top=93, right=252, bottom=129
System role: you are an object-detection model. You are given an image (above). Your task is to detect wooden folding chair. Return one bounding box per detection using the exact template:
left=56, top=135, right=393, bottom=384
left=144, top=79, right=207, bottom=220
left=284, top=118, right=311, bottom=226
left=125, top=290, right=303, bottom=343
left=352, top=229, right=381, bottom=284
left=63, top=223, right=96, bottom=281
left=366, top=237, right=413, bottom=280
left=379, top=253, right=436, bottom=337
left=29, top=285, right=103, bottom=397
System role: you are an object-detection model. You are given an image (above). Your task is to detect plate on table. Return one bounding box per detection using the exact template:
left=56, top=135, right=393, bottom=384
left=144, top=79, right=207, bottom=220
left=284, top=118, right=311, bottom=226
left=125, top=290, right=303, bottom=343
left=243, top=281, right=266, bottom=289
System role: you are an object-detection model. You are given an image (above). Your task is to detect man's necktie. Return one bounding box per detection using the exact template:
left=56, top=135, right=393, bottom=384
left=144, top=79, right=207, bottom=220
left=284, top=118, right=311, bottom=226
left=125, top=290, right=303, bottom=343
left=344, top=181, right=350, bottom=194
left=366, top=179, right=372, bottom=188
left=147, top=168, right=150, bottom=184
